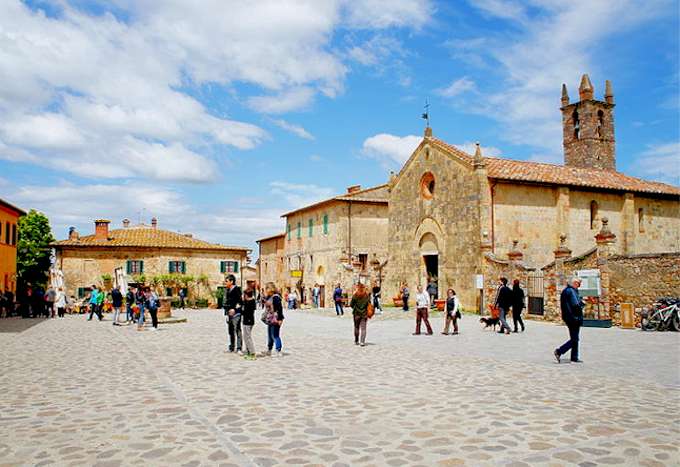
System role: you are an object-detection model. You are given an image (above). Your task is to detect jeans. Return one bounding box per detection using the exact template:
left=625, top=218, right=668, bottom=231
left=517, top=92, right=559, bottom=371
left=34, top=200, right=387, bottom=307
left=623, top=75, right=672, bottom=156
left=243, top=325, right=255, bottom=354
left=335, top=301, right=343, bottom=316
left=137, top=303, right=145, bottom=327
left=126, top=304, right=133, bottom=321
left=268, top=324, right=282, bottom=352
left=353, top=315, right=367, bottom=344
left=499, top=307, right=512, bottom=332
left=557, top=322, right=581, bottom=361
left=402, top=295, right=409, bottom=311
left=112, top=306, right=122, bottom=324
left=227, top=314, right=242, bottom=351
left=88, top=304, right=102, bottom=321
left=415, top=307, right=433, bottom=334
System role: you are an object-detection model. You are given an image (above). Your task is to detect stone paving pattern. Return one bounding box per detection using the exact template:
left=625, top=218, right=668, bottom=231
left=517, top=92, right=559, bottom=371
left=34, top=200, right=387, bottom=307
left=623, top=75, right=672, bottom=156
left=1, top=309, right=679, bottom=466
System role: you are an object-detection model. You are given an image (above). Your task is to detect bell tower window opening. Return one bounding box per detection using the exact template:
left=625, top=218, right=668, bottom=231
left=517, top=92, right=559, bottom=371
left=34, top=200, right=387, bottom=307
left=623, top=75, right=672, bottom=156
left=590, top=200, right=598, bottom=229
left=420, top=172, right=435, bottom=200
left=572, top=108, right=580, bottom=139
left=597, top=110, right=604, bottom=137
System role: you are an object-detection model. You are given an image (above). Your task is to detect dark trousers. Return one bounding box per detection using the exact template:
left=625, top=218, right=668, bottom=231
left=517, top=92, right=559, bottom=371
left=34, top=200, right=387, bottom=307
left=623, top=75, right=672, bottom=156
left=57, top=307, right=65, bottom=318
left=557, top=322, right=581, bottom=361
left=335, top=301, right=343, bottom=316
left=353, top=315, right=367, bottom=344
left=415, top=307, right=433, bottom=334
left=88, top=304, right=102, bottom=320
left=227, top=314, right=242, bottom=351
left=149, top=307, right=158, bottom=328
left=513, top=307, right=525, bottom=331
left=402, top=295, right=409, bottom=311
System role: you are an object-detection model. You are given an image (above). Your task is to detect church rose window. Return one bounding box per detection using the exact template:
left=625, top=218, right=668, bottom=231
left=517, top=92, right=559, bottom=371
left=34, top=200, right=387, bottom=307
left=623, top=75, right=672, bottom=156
left=420, top=172, right=435, bottom=200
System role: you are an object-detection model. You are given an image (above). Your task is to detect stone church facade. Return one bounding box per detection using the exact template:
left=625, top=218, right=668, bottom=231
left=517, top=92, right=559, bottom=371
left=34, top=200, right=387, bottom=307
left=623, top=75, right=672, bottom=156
left=385, top=75, right=680, bottom=311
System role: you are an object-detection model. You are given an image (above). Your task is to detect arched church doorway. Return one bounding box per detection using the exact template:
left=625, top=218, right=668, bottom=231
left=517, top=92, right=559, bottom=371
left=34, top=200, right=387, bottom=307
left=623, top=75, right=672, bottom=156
left=419, top=232, right=439, bottom=298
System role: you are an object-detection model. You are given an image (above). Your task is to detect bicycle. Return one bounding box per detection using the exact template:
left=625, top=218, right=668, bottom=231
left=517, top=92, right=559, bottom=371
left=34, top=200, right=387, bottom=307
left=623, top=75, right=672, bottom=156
left=641, top=297, right=680, bottom=332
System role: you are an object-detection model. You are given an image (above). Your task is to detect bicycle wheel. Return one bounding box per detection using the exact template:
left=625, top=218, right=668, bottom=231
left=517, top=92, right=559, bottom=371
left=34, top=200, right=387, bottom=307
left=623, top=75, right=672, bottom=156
left=671, top=311, right=680, bottom=332
left=642, top=314, right=661, bottom=331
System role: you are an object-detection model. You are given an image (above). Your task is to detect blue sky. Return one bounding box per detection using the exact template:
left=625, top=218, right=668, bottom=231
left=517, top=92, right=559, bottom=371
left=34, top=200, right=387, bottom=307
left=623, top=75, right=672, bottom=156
left=1, top=0, right=678, bottom=255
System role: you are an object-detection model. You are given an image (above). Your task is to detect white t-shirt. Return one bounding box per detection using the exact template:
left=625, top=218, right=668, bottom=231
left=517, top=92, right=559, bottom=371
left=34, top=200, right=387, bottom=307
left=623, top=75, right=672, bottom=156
left=416, top=292, right=430, bottom=308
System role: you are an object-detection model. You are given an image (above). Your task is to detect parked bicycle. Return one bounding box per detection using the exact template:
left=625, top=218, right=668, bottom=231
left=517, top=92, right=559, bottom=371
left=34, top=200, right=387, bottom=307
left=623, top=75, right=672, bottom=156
left=641, top=297, right=680, bottom=332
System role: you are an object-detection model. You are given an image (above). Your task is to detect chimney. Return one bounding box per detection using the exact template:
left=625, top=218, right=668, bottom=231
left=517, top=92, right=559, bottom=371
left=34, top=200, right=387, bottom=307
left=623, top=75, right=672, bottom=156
left=94, top=219, right=110, bottom=240
left=122, top=218, right=130, bottom=228
left=151, top=217, right=157, bottom=229
left=68, top=226, right=79, bottom=240
left=183, top=233, right=193, bottom=238
left=347, top=185, right=361, bottom=194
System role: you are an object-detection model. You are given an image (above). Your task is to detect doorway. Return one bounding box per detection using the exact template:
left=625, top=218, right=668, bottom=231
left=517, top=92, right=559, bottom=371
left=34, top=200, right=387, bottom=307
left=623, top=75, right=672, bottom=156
left=423, top=254, right=438, bottom=298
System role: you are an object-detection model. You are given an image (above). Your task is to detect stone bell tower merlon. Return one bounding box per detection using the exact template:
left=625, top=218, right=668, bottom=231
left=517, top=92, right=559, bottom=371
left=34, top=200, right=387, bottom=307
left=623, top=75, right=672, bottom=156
left=561, top=74, right=616, bottom=171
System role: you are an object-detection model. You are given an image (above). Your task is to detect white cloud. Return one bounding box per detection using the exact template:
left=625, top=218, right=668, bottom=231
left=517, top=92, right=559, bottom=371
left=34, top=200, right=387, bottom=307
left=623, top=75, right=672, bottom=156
left=0, top=0, right=434, bottom=182
left=437, top=77, right=477, bottom=98
left=248, top=87, right=316, bottom=114
left=633, top=142, right=680, bottom=185
left=462, top=0, right=669, bottom=157
left=270, top=181, right=336, bottom=209
left=270, top=119, right=315, bottom=140
left=362, top=133, right=422, bottom=165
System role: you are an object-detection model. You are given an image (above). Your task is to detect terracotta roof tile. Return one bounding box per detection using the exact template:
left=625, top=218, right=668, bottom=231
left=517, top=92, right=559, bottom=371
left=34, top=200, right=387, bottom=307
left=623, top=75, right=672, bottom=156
left=52, top=225, right=250, bottom=251
left=430, top=137, right=680, bottom=196
left=281, top=184, right=389, bottom=217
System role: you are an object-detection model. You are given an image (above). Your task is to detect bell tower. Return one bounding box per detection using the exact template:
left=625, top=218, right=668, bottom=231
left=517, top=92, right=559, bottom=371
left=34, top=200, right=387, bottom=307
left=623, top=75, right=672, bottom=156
left=561, top=74, right=616, bottom=171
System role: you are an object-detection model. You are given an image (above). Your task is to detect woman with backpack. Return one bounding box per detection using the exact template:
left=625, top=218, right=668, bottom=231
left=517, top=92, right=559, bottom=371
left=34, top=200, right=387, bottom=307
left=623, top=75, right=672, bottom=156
left=350, top=283, right=371, bottom=346
left=442, top=288, right=461, bottom=335
left=262, top=282, right=284, bottom=357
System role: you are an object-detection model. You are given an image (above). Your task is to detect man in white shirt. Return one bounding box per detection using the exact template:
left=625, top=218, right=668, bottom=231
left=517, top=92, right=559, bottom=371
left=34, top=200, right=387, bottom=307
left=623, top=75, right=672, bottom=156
left=413, top=285, right=433, bottom=335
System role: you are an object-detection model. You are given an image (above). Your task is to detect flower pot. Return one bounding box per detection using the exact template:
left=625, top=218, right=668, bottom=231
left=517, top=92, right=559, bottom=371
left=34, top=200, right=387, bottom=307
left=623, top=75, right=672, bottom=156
left=393, top=298, right=403, bottom=307
left=434, top=299, right=446, bottom=311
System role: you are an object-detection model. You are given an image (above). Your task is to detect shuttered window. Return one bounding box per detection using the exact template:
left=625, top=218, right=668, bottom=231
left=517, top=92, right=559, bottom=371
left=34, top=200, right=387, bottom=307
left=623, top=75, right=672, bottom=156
left=11, top=224, right=16, bottom=246
left=323, top=214, right=329, bottom=235
left=126, top=260, right=144, bottom=274
left=287, top=223, right=291, bottom=240
left=297, top=222, right=301, bottom=239
left=308, top=219, right=313, bottom=237
left=220, top=261, right=239, bottom=273
left=169, top=261, right=186, bottom=273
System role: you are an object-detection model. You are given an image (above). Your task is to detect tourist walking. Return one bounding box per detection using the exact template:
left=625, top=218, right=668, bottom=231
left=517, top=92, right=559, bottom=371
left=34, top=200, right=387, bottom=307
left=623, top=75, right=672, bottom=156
left=88, top=286, right=102, bottom=321
left=413, top=285, right=433, bottom=335
left=263, top=282, right=284, bottom=357
left=333, top=284, right=344, bottom=316
left=178, top=288, right=186, bottom=310
left=554, top=278, right=584, bottom=363
left=351, top=283, right=370, bottom=346
left=512, top=279, right=526, bottom=333
left=288, top=288, right=298, bottom=309
left=223, top=274, right=243, bottom=354
left=135, top=286, right=146, bottom=330
left=55, top=287, right=67, bottom=318
left=442, top=289, right=461, bottom=335
left=45, top=286, right=56, bottom=318
left=242, top=288, right=257, bottom=357
left=312, top=283, right=320, bottom=308
left=125, top=286, right=135, bottom=323
left=402, top=283, right=410, bottom=312
left=371, top=282, right=382, bottom=314
left=111, top=286, right=123, bottom=325
left=494, top=277, right=513, bottom=334
left=146, top=287, right=159, bottom=330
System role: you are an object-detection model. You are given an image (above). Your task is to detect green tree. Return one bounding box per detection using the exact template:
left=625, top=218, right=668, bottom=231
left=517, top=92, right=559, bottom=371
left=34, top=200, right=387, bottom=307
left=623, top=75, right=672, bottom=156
left=17, top=210, right=55, bottom=287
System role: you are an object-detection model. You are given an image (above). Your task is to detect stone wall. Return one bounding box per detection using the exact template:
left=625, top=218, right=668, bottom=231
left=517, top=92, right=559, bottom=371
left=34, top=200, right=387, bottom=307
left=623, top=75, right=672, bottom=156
left=542, top=248, right=598, bottom=321
left=481, top=254, right=534, bottom=314
left=607, top=253, right=680, bottom=325
left=258, top=235, right=285, bottom=291
left=57, top=247, right=247, bottom=304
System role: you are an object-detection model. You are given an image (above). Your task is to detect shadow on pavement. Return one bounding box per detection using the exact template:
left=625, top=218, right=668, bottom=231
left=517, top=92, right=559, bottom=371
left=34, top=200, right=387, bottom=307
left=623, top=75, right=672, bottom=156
left=0, top=317, right=51, bottom=334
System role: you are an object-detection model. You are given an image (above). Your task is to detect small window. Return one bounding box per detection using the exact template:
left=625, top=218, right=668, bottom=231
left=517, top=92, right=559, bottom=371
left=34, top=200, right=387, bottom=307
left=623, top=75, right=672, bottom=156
left=126, top=260, right=144, bottom=274
left=590, top=200, right=598, bottom=229
left=359, top=254, right=368, bottom=271
left=308, top=219, right=313, bottom=237
left=287, top=223, right=291, bottom=240
left=323, top=214, right=329, bottom=235
left=420, top=172, right=435, bottom=200
left=220, top=261, right=239, bottom=273
left=169, top=261, right=186, bottom=274
left=11, top=224, right=16, bottom=245
left=165, top=287, right=173, bottom=297
left=597, top=110, right=604, bottom=137
left=638, top=208, right=645, bottom=233
left=297, top=222, right=301, bottom=239
left=4, top=222, right=9, bottom=244
left=573, top=108, right=580, bottom=139
left=77, top=287, right=86, bottom=298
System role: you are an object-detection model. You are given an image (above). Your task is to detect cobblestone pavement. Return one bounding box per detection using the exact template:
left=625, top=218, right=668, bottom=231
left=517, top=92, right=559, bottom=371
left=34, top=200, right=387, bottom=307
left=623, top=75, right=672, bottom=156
left=1, top=309, right=678, bottom=467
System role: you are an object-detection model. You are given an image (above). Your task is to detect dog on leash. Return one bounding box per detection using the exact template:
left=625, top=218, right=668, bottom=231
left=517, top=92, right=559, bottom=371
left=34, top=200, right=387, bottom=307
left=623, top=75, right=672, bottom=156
left=479, top=316, right=500, bottom=331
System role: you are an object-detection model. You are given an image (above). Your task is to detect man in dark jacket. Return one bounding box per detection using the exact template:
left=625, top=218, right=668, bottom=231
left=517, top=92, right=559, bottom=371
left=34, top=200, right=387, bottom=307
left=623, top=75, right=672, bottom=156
left=333, top=284, right=343, bottom=316
left=494, top=277, right=513, bottom=334
left=223, top=274, right=243, bottom=354
left=554, top=278, right=584, bottom=363
left=125, top=287, right=135, bottom=323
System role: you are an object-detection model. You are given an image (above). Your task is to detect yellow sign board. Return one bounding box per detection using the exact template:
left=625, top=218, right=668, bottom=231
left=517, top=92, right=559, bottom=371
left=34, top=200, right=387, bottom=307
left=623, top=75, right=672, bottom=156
left=290, top=270, right=302, bottom=278
left=620, top=303, right=635, bottom=329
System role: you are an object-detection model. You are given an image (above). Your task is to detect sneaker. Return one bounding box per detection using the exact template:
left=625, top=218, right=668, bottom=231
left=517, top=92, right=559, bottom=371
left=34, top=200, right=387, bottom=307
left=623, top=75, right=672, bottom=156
left=412, top=332, right=421, bottom=335
left=441, top=332, right=449, bottom=335
left=355, top=341, right=359, bottom=345
left=452, top=331, right=459, bottom=335
left=237, top=350, right=244, bottom=356
left=553, top=349, right=561, bottom=363
left=359, top=342, right=365, bottom=347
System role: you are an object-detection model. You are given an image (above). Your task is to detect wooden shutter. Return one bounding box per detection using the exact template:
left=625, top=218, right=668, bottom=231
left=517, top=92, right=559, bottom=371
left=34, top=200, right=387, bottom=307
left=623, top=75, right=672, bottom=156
left=234, top=261, right=239, bottom=273
left=126, top=260, right=132, bottom=274
left=169, top=261, right=174, bottom=273
left=140, top=261, right=144, bottom=274
left=220, top=261, right=226, bottom=273
left=181, top=261, right=186, bottom=273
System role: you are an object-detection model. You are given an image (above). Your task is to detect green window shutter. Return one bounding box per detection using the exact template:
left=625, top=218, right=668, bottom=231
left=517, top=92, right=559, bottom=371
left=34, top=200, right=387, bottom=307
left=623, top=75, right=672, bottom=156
left=308, top=219, right=313, bottom=237
left=181, top=261, right=186, bottom=273
left=220, top=261, right=225, bottom=273
left=169, top=261, right=174, bottom=273
left=297, top=222, right=301, bottom=239
left=287, top=224, right=291, bottom=240
left=234, top=261, right=239, bottom=273
left=126, top=260, right=132, bottom=274
left=323, top=214, right=329, bottom=234
left=140, top=261, right=144, bottom=274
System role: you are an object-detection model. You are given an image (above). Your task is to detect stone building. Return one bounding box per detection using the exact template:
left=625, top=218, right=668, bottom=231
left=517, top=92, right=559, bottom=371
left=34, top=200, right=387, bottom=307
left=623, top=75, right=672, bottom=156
left=52, top=218, right=250, bottom=303
left=256, top=233, right=285, bottom=292
left=385, top=75, right=680, bottom=311
left=279, top=184, right=389, bottom=306
left=0, top=198, right=25, bottom=295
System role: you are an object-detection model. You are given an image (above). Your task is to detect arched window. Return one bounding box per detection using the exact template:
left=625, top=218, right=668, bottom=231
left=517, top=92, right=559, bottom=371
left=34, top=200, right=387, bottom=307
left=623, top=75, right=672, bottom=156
left=590, top=200, right=598, bottom=229
left=572, top=108, right=580, bottom=139
left=597, top=110, right=604, bottom=137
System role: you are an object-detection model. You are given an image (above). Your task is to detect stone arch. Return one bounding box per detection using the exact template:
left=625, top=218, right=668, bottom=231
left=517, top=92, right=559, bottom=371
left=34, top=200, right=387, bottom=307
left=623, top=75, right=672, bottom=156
left=413, top=217, right=446, bottom=290
left=316, top=265, right=325, bottom=284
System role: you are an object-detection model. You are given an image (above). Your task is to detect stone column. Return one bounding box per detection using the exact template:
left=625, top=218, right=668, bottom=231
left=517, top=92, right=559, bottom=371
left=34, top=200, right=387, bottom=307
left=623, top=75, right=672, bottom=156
left=621, top=192, right=635, bottom=255
left=595, top=218, right=617, bottom=321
